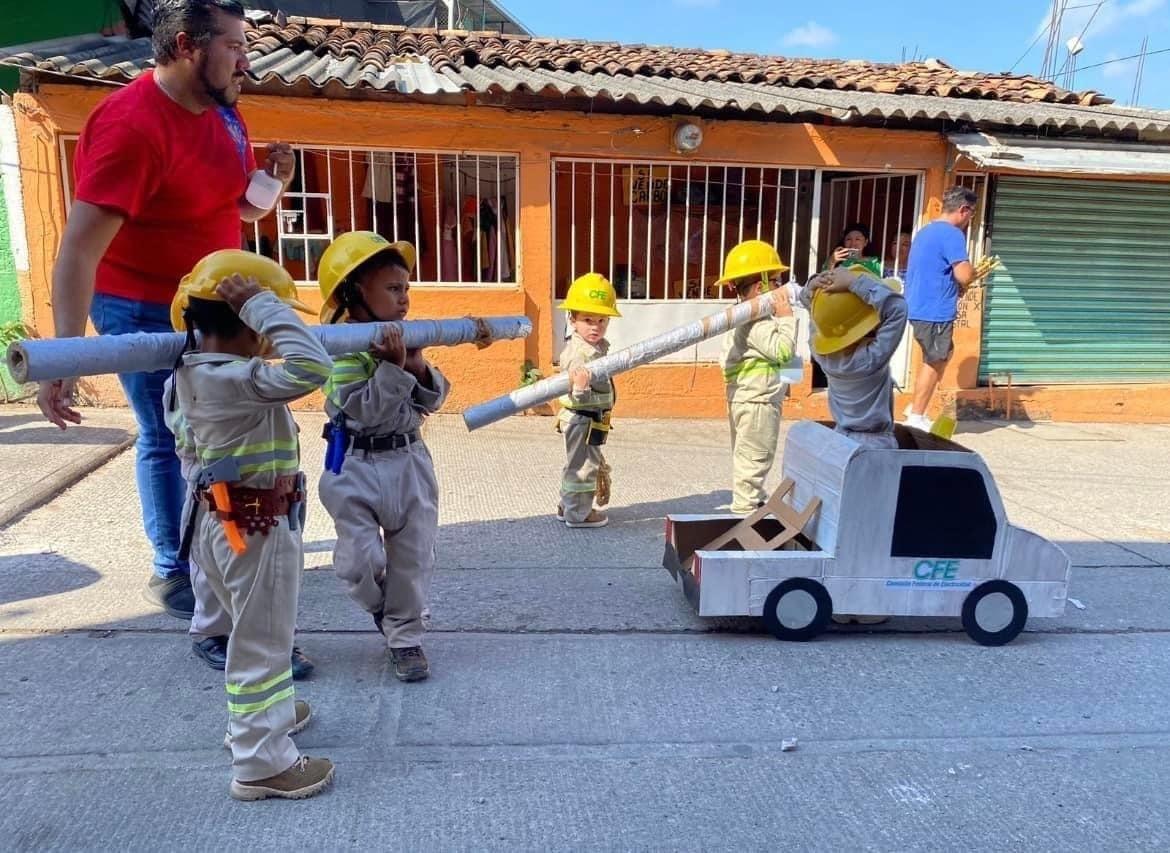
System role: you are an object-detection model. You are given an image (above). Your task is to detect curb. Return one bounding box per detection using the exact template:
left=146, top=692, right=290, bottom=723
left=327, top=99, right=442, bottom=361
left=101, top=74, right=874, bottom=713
left=0, top=433, right=136, bottom=529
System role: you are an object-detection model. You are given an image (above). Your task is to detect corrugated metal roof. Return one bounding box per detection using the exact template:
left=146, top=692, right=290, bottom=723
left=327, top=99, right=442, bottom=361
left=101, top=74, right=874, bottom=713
left=4, top=32, right=1170, bottom=135
left=951, top=133, right=1170, bottom=175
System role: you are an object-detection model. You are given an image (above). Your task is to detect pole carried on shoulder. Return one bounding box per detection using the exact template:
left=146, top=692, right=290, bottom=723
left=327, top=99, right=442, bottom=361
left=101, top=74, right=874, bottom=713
left=6, top=316, right=531, bottom=383
left=463, top=291, right=794, bottom=431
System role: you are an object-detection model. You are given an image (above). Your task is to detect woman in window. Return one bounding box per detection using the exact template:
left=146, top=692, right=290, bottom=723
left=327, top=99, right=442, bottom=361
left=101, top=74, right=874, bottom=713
left=824, top=222, right=882, bottom=278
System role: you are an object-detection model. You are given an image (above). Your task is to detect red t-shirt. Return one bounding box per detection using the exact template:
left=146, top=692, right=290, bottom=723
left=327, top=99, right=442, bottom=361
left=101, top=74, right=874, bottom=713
left=73, top=70, right=257, bottom=304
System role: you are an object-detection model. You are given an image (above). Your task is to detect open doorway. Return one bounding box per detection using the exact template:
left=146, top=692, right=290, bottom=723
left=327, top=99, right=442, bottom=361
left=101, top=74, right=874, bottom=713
left=813, top=171, right=923, bottom=389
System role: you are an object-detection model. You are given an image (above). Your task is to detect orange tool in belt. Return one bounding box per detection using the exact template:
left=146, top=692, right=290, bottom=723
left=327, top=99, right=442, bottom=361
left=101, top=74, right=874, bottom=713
left=209, top=481, right=248, bottom=555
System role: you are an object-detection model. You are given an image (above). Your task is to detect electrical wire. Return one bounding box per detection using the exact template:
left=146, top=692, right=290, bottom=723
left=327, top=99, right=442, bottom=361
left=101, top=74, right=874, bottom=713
left=1076, top=45, right=1170, bottom=71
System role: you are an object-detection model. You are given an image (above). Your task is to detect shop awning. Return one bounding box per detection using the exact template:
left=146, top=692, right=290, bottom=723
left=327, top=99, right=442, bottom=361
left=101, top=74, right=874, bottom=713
left=949, top=133, right=1170, bottom=176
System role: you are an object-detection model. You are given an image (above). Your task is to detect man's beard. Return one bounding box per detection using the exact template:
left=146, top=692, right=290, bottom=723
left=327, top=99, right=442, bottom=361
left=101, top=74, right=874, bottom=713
left=198, top=55, right=240, bottom=107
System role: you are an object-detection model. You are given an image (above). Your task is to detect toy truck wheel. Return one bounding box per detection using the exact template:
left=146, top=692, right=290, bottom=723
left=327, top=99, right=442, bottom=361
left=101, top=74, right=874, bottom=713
left=961, top=580, right=1028, bottom=646
left=762, top=578, right=833, bottom=642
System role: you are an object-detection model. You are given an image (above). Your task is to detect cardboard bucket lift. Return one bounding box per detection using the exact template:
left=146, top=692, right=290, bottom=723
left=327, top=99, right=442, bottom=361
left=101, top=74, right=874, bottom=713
left=664, top=421, right=1071, bottom=646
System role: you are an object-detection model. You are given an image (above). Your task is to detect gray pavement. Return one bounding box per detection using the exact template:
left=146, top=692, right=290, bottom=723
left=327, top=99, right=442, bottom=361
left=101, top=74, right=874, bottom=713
left=1, top=412, right=1169, bottom=850
left=0, top=405, right=136, bottom=527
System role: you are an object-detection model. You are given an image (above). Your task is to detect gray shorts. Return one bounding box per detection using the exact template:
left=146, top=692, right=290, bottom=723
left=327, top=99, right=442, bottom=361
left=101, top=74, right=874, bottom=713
left=911, top=320, right=955, bottom=365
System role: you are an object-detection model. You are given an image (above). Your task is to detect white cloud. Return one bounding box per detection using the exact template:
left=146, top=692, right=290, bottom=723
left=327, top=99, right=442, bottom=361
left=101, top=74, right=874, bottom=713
left=1101, top=52, right=1138, bottom=79
left=783, top=21, right=837, bottom=49
left=1032, top=0, right=1166, bottom=43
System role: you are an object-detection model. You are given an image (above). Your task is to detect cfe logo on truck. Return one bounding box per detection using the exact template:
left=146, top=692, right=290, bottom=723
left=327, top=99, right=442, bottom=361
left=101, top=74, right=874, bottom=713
left=885, top=560, right=975, bottom=591
left=915, top=559, right=959, bottom=579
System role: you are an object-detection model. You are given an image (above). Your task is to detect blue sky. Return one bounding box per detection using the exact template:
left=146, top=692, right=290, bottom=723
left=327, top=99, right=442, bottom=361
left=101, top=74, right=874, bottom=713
left=500, top=0, right=1169, bottom=109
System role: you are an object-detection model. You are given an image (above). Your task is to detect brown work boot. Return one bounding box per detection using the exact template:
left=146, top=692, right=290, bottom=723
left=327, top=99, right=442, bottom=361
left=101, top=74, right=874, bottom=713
left=224, top=699, right=312, bottom=750
left=390, top=645, right=430, bottom=682
left=229, top=755, right=335, bottom=801
left=565, top=509, right=608, bottom=529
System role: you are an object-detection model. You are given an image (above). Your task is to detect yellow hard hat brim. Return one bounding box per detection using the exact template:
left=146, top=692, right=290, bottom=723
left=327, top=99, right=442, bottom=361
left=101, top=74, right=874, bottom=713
left=812, top=312, right=880, bottom=356
left=714, top=261, right=790, bottom=286
left=319, top=300, right=343, bottom=325
left=285, top=296, right=314, bottom=315
left=328, top=241, right=417, bottom=294
left=557, top=299, right=621, bottom=318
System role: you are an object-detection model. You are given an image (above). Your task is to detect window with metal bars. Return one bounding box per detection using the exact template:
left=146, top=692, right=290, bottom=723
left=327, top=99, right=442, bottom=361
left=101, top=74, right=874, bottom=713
left=955, top=173, right=989, bottom=261
left=552, top=159, right=816, bottom=303
left=245, top=146, right=519, bottom=286
left=819, top=172, right=922, bottom=279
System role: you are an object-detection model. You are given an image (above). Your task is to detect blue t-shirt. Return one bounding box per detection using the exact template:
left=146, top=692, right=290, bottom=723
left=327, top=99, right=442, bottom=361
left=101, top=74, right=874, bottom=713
left=904, top=220, right=969, bottom=322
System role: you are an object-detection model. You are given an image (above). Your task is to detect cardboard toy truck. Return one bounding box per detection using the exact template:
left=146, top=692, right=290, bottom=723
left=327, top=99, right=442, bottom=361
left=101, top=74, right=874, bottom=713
left=664, top=421, right=1070, bottom=646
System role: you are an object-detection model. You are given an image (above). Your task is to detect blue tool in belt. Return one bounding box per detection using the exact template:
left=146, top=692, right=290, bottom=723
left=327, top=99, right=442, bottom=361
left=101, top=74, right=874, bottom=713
left=323, top=414, right=349, bottom=475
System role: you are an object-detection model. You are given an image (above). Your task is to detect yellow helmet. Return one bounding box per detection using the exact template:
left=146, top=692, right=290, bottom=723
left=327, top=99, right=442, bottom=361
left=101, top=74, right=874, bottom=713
left=318, top=231, right=417, bottom=324
left=170, top=250, right=311, bottom=332
left=810, top=273, right=902, bottom=355
left=558, top=272, right=621, bottom=318
left=716, top=239, right=790, bottom=286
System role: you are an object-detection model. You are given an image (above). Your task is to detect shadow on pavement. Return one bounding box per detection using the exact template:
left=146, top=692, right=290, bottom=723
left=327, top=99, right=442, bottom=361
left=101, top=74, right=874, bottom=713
left=0, top=552, right=101, bottom=607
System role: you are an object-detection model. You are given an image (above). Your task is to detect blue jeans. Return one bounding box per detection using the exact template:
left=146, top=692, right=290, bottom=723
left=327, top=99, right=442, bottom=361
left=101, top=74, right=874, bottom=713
left=91, top=292, right=189, bottom=580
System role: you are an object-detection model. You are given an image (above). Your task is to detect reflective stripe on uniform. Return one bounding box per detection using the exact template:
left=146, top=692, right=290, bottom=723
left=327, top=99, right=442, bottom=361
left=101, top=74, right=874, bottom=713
left=325, top=352, right=377, bottom=406
left=225, top=668, right=295, bottom=715
left=723, top=358, right=781, bottom=382
left=198, top=440, right=300, bottom=477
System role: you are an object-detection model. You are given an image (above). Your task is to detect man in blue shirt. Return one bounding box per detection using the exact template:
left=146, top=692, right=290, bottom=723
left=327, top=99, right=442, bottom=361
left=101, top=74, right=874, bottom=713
left=903, top=186, right=977, bottom=430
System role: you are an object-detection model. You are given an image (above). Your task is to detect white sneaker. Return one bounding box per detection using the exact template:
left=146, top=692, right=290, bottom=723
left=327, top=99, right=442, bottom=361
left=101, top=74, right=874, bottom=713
left=905, top=413, right=933, bottom=431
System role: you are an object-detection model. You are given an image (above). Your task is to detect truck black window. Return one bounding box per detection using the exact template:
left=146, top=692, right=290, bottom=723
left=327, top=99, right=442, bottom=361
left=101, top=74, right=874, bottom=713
left=890, top=466, right=997, bottom=559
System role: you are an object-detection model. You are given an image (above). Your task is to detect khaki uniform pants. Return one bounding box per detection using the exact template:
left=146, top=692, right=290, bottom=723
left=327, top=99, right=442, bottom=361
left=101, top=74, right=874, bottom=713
left=192, top=510, right=301, bottom=783
left=559, top=414, right=605, bottom=523
left=189, top=556, right=233, bottom=641
left=318, top=443, right=438, bottom=649
left=728, top=400, right=781, bottom=514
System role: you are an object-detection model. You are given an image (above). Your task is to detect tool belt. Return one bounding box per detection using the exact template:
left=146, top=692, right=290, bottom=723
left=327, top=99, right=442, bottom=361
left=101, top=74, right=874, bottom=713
left=199, top=474, right=303, bottom=536
left=560, top=408, right=612, bottom=446
left=322, top=422, right=420, bottom=457
left=349, top=430, right=420, bottom=453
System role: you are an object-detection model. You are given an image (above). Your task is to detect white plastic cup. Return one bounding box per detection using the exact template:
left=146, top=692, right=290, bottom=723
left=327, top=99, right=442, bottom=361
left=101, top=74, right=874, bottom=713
left=245, top=169, right=283, bottom=211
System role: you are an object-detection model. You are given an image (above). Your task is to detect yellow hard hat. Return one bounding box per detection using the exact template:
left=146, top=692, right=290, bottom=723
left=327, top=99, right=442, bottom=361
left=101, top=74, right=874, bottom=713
left=558, top=272, right=621, bottom=318
left=810, top=273, right=902, bottom=355
left=318, top=231, right=417, bottom=324
left=716, top=239, right=790, bottom=285
left=170, top=250, right=311, bottom=332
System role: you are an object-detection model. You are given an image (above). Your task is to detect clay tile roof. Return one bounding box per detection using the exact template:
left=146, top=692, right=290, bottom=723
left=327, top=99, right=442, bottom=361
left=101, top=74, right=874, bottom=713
left=239, top=16, right=1109, bottom=105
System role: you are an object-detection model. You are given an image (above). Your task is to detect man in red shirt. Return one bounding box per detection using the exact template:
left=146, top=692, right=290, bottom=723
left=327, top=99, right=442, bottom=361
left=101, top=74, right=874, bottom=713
left=37, top=1, right=296, bottom=628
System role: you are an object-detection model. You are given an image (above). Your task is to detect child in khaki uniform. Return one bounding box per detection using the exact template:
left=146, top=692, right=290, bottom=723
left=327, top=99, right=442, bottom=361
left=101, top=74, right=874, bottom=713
left=556, top=273, right=621, bottom=529
left=717, top=241, right=797, bottom=515
left=315, top=232, right=449, bottom=683
left=164, top=250, right=334, bottom=801
left=802, top=264, right=908, bottom=626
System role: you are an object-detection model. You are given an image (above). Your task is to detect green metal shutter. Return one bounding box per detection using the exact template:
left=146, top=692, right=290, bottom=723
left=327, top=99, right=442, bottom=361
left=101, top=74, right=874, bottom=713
left=980, top=176, right=1170, bottom=384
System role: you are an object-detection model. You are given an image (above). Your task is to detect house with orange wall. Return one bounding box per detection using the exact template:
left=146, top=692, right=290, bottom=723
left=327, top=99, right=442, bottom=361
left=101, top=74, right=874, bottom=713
left=2, top=15, right=1170, bottom=422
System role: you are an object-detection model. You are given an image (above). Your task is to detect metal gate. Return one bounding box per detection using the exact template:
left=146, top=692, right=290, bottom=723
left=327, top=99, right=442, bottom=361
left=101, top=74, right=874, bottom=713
left=981, top=176, right=1170, bottom=384
left=820, top=172, right=924, bottom=389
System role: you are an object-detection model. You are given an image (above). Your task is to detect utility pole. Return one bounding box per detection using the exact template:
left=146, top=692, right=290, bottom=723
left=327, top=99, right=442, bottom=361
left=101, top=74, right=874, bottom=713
left=1041, top=0, right=1069, bottom=79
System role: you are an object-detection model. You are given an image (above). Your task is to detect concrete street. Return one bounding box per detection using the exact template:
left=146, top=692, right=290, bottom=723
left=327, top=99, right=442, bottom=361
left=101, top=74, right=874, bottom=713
left=1, top=407, right=1169, bottom=851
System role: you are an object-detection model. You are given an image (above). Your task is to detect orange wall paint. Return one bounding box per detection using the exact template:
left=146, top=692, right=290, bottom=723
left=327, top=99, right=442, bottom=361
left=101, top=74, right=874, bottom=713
left=21, top=84, right=1170, bottom=423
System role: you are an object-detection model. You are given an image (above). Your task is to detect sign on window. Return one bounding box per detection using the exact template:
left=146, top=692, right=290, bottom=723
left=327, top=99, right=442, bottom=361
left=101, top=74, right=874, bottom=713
left=623, top=166, right=671, bottom=206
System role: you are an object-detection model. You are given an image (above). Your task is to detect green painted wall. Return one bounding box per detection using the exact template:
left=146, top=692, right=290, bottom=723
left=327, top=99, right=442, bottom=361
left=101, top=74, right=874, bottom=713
left=1, top=1, right=123, bottom=94
left=0, top=178, right=17, bottom=326
left=0, top=175, right=24, bottom=398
